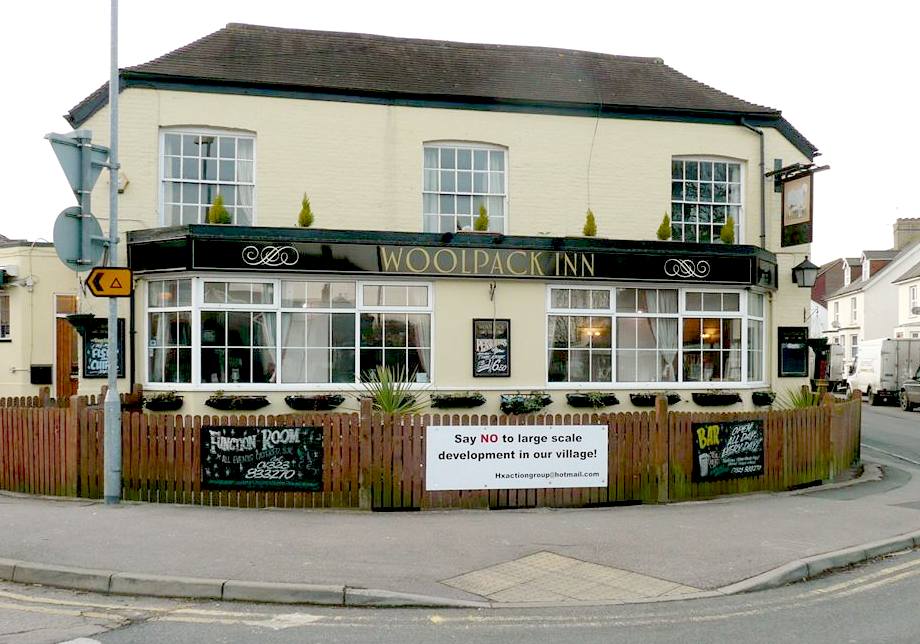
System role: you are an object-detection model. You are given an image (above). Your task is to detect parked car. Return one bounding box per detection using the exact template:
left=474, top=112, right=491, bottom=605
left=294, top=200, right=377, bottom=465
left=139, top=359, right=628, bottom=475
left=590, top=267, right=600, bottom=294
left=900, top=365, right=920, bottom=411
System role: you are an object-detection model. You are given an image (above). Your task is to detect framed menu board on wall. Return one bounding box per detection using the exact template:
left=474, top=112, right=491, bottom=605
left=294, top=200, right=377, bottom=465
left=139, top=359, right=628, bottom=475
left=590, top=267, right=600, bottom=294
left=473, top=319, right=510, bottom=377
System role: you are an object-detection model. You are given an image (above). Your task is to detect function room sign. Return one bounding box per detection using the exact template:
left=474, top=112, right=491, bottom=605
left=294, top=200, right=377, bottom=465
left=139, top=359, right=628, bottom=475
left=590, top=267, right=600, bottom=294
left=201, top=426, right=324, bottom=491
left=691, top=419, right=764, bottom=483
left=426, top=425, right=607, bottom=490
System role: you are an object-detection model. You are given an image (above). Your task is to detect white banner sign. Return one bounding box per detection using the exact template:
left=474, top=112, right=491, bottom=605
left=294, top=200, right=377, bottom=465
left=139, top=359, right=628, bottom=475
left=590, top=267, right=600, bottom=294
left=425, top=425, right=608, bottom=491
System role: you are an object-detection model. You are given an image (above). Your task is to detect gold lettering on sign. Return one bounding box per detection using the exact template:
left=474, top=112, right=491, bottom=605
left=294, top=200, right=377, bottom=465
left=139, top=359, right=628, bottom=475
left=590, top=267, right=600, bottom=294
left=562, top=252, right=579, bottom=276
left=461, top=249, right=471, bottom=274
left=582, top=253, right=595, bottom=277
left=531, top=251, right=546, bottom=276
left=490, top=253, right=505, bottom=275
left=379, top=247, right=403, bottom=271
left=474, top=249, right=489, bottom=273
left=405, top=248, right=431, bottom=273
left=433, top=248, right=458, bottom=273
left=506, top=250, right=528, bottom=276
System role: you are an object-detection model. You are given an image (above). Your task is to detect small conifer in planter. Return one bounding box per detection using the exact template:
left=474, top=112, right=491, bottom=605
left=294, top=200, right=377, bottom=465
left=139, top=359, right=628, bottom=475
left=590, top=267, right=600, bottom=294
left=206, top=194, right=232, bottom=224
left=583, top=209, right=597, bottom=237
left=657, top=213, right=672, bottom=240
left=297, top=193, right=314, bottom=227
left=473, top=204, right=489, bottom=231
left=720, top=215, right=735, bottom=244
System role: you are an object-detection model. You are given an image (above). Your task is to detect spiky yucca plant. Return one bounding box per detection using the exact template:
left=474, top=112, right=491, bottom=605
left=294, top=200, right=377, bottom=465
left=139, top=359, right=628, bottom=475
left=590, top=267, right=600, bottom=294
left=360, top=365, right=428, bottom=414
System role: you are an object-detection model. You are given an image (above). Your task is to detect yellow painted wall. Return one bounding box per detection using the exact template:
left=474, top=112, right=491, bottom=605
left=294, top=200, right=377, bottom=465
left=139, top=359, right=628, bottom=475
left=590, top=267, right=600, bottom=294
left=61, top=86, right=816, bottom=408
left=0, top=246, right=81, bottom=396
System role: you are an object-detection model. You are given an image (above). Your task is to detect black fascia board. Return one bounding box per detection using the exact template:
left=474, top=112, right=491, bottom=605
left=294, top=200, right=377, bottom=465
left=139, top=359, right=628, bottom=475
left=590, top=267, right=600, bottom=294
left=127, top=225, right=778, bottom=288
left=68, top=72, right=816, bottom=159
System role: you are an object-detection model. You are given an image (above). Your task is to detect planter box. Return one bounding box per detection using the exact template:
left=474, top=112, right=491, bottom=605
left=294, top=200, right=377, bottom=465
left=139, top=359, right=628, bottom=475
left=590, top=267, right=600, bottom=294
left=144, top=397, right=184, bottom=412
left=629, top=393, right=681, bottom=407
left=431, top=394, right=486, bottom=409
left=691, top=392, right=742, bottom=407
left=566, top=393, right=619, bottom=409
left=751, top=391, right=776, bottom=406
left=284, top=394, right=345, bottom=411
left=500, top=394, right=552, bottom=415
left=205, top=395, right=271, bottom=412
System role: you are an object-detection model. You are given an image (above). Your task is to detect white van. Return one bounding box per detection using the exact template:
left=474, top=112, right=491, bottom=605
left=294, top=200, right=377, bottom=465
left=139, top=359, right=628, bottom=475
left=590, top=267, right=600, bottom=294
left=846, top=338, right=920, bottom=405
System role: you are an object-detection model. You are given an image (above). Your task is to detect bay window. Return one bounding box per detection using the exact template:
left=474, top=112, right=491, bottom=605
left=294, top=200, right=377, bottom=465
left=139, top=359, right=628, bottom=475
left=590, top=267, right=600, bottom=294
left=547, top=286, right=765, bottom=385
left=145, top=278, right=431, bottom=387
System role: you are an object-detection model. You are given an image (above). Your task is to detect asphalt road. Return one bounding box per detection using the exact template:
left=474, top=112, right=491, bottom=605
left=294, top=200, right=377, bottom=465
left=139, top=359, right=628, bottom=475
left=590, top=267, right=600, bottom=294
left=860, top=402, right=920, bottom=466
left=1, top=548, right=920, bottom=644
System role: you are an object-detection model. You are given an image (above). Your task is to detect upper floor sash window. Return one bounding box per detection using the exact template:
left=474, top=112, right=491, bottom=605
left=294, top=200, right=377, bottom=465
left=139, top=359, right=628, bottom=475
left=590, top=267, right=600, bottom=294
left=423, top=143, right=506, bottom=234
left=671, top=158, right=743, bottom=243
left=161, top=130, right=255, bottom=226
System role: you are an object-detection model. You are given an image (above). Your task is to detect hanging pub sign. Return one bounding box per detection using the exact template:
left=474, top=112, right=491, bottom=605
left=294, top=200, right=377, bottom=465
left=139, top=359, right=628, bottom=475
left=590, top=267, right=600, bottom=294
left=691, top=419, right=764, bottom=482
left=781, top=173, right=813, bottom=247
left=778, top=326, right=809, bottom=377
left=201, top=425, right=324, bottom=491
left=82, top=318, right=126, bottom=379
left=473, top=318, right=510, bottom=377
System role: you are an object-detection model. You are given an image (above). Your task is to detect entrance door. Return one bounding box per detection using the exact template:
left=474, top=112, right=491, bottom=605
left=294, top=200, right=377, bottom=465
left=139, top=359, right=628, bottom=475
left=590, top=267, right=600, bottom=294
left=54, top=295, right=79, bottom=399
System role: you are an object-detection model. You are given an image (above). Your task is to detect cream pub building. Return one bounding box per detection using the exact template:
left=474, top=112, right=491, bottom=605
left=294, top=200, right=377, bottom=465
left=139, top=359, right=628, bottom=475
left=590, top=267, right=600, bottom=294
left=56, top=23, right=819, bottom=413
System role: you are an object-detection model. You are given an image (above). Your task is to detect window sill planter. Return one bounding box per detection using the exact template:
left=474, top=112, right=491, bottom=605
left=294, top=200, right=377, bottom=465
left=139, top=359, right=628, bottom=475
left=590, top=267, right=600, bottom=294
left=431, top=392, right=487, bottom=409
left=566, top=392, right=619, bottom=409
left=144, top=396, right=184, bottom=412
left=751, top=391, right=776, bottom=407
left=691, top=392, right=742, bottom=407
left=500, top=393, right=552, bottom=415
left=629, top=393, right=681, bottom=407
left=205, top=395, right=270, bottom=412
left=283, top=394, right=345, bottom=412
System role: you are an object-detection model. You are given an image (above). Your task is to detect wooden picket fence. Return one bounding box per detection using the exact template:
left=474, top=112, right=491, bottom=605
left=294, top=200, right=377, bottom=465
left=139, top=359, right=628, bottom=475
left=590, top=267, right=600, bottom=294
left=0, top=394, right=862, bottom=510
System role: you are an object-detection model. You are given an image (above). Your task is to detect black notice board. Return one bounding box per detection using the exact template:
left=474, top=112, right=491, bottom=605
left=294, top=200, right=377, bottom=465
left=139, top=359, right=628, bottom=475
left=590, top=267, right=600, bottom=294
left=82, top=318, right=126, bottom=379
left=473, top=319, right=510, bottom=377
left=201, top=426, right=323, bottom=491
left=778, top=326, right=808, bottom=377
left=692, top=419, right=764, bottom=482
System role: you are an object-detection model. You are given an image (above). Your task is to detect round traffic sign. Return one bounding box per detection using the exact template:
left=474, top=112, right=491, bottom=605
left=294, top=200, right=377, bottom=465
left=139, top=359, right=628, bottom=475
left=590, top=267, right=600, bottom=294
left=52, top=207, right=105, bottom=272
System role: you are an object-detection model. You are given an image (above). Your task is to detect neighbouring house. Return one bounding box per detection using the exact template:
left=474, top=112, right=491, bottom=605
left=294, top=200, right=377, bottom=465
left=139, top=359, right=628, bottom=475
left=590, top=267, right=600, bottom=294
left=0, top=237, right=82, bottom=397
left=39, top=23, right=824, bottom=412
left=824, top=219, right=920, bottom=369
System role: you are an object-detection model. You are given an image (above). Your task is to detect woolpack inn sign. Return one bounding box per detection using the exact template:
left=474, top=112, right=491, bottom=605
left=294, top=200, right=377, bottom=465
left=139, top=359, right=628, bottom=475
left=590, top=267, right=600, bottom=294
left=127, top=226, right=779, bottom=288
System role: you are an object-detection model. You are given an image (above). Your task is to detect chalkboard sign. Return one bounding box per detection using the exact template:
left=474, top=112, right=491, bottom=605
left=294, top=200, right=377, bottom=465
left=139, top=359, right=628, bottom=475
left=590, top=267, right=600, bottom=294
left=473, top=319, right=510, bottom=377
left=201, top=425, right=324, bottom=491
left=778, top=326, right=808, bottom=377
left=691, top=419, right=764, bottom=482
left=82, top=318, right=125, bottom=379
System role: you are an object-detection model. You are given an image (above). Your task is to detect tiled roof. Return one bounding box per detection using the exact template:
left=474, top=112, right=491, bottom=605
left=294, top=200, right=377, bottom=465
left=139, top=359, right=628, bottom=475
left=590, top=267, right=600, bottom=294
left=863, top=249, right=898, bottom=260
left=827, top=241, right=920, bottom=298
left=893, top=259, right=920, bottom=284
left=845, top=257, right=861, bottom=266
left=65, top=23, right=817, bottom=157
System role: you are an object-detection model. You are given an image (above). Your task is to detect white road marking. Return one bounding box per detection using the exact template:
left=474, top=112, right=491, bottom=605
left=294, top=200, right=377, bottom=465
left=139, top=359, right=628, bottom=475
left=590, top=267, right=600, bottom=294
left=155, top=611, right=323, bottom=630
left=860, top=443, right=920, bottom=466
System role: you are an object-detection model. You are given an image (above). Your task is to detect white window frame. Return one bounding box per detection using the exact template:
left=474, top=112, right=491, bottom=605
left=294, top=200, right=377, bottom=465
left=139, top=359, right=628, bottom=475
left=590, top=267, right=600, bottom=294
left=833, top=301, right=840, bottom=325
left=910, top=285, right=918, bottom=316
left=422, top=142, right=508, bottom=234
left=158, top=127, right=257, bottom=227
left=850, top=297, right=857, bottom=323
left=544, top=284, right=765, bottom=389
left=851, top=334, right=859, bottom=360
left=146, top=278, right=194, bottom=384
left=0, top=293, right=10, bottom=340
left=670, top=156, right=745, bottom=244
left=143, top=276, right=434, bottom=391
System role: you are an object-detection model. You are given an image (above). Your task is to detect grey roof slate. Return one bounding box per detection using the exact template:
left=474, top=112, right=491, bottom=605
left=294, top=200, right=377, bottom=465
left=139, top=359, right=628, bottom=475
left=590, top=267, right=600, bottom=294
left=64, top=24, right=817, bottom=156
left=893, top=259, right=920, bottom=284
left=863, top=249, right=898, bottom=260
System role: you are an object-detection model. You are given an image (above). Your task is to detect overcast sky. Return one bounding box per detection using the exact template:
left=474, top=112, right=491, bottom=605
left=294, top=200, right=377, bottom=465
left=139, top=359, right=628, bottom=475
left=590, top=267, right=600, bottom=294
left=2, top=1, right=916, bottom=264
